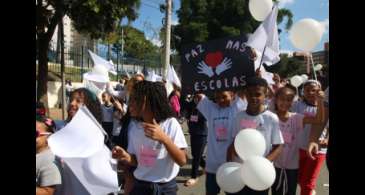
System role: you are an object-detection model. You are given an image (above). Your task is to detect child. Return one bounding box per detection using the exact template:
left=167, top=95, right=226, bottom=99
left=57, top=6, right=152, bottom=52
left=184, top=94, right=208, bottom=187
left=195, top=89, right=245, bottom=195
left=112, top=81, right=188, bottom=195
left=36, top=116, right=62, bottom=195
left=227, top=77, right=284, bottom=195
left=291, top=80, right=328, bottom=195
left=111, top=97, right=128, bottom=144
left=101, top=92, right=114, bottom=139
left=270, top=85, right=325, bottom=195
left=55, top=88, right=103, bottom=195
left=106, top=74, right=144, bottom=104
left=169, top=88, right=181, bottom=118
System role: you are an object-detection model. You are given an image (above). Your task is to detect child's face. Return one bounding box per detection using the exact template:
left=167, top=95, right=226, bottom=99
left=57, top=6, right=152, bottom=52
left=36, top=121, right=49, bottom=151
left=128, top=92, right=143, bottom=118
left=102, top=93, right=110, bottom=103
left=245, top=86, right=267, bottom=110
left=67, top=92, right=85, bottom=119
left=303, top=83, right=320, bottom=104
left=215, top=91, right=234, bottom=108
left=276, top=90, right=295, bottom=112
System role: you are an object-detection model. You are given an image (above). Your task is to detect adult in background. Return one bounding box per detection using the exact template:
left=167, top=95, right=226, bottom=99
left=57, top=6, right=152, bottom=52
left=184, top=94, right=208, bottom=187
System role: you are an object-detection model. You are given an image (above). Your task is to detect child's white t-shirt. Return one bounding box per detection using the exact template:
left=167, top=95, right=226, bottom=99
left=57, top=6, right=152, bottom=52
left=197, top=95, right=245, bottom=174
left=274, top=112, right=305, bottom=169
left=101, top=104, right=114, bottom=122
left=127, top=117, right=188, bottom=183
left=291, top=100, right=318, bottom=150
left=112, top=104, right=128, bottom=136
left=233, top=110, right=284, bottom=162
left=235, top=96, right=248, bottom=111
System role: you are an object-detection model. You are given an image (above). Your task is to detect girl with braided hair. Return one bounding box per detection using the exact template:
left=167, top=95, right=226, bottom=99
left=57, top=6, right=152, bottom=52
left=112, top=81, right=188, bottom=195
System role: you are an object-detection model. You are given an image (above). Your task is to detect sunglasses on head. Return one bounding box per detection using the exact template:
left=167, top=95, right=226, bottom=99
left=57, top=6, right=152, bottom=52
left=36, top=130, right=52, bottom=138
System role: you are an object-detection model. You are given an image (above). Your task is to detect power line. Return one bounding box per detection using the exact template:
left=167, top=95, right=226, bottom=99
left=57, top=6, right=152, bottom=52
left=141, top=2, right=160, bottom=10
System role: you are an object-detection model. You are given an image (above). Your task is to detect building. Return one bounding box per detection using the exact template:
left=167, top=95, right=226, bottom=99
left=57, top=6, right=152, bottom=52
left=49, top=15, right=96, bottom=67
left=293, top=42, right=329, bottom=66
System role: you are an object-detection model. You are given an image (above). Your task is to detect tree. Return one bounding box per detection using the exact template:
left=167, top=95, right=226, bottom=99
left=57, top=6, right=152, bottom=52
left=36, top=0, right=140, bottom=110
left=265, top=54, right=306, bottom=78
left=174, top=0, right=293, bottom=51
left=112, top=26, right=160, bottom=61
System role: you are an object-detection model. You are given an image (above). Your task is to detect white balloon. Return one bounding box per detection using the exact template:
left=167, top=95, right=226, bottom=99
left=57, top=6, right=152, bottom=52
left=290, top=75, right=303, bottom=87
left=234, top=129, right=266, bottom=161
left=216, top=162, right=245, bottom=193
left=249, top=0, right=273, bottom=21
left=241, top=156, right=276, bottom=191
left=289, top=18, right=325, bottom=51
left=314, top=64, right=323, bottom=71
left=301, top=74, right=308, bottom=82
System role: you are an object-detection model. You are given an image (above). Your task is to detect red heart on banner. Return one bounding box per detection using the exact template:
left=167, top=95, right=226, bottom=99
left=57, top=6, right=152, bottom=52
left=205, top=51, right=223, bottom=68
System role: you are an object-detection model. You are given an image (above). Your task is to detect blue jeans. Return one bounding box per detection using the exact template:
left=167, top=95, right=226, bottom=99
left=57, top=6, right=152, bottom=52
left=130, top=178, right=178, bottom=195
left=271, top=167, right=298, bottom=195
left=190, top=134, right=207, bottom=178
left=206, top=173, right=221, bottom=195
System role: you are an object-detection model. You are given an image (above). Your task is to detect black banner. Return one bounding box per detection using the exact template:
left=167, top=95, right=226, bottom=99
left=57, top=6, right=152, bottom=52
left=181, top=36, right=256, bottom=96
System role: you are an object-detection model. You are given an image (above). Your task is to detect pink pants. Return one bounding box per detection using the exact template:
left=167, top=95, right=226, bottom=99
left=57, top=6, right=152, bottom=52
left=298, top=149, right=326, bottom=195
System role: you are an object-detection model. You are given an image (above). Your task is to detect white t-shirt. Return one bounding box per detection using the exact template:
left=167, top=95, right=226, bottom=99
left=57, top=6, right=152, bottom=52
left=233, top=110, right=284, bottom=162
left=291, top=100, right=318, bottom=150
left=197, top=95, right=245, bottom=174
left=112, top=104, right=128, bottom=136
left=235, top=96, right=248, bottom=111
left=101, top=104, right=114, bottom=122
left=274, top=113, right=304, bottom=169
left=127, top=117, right=187, bottom=183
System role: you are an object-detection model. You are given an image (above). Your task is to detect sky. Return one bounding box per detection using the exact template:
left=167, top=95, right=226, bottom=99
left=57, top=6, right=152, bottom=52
left=126, top=0, right=329, bottom=53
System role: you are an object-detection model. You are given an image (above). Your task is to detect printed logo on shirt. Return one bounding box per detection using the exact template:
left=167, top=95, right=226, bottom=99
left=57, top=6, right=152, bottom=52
left=139, top=144, right=158, bottom=167
left=281, top=131, right=293, bottom=144
left=216, top=126, right=228, bottom=141
left=240, top=119, right=257, bottom=129
left=213, top=116, right=229, bottom=142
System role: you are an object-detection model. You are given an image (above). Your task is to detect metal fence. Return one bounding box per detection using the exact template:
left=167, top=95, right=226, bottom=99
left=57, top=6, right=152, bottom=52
left=44, top=42, right=163, bottom=82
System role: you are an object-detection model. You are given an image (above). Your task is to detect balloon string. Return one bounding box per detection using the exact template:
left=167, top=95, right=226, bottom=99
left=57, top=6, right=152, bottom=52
left=276, top=168, right=288, bottom=195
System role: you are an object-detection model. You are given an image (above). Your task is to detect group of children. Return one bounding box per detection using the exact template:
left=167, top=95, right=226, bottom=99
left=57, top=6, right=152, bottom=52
left=181, top=73, right=328, bottom=195
left=36, top=70, right=328, bottom=195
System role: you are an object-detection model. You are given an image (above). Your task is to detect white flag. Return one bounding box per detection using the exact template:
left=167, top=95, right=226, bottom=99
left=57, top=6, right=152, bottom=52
left=166, top=65, right=181, bottom=88
left=247, top=5, right=280, bottom=66
left=48, top=106, right=119, bottom=194
left=88, top=50, right=117, bottom=75
left=145, top=70, right=163, bottom=82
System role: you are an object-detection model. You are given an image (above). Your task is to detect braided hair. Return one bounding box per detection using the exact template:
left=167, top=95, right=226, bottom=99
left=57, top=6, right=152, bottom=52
left=131, top=81, right=174, bottom=123
left=68, top=88, right=102, bottom=123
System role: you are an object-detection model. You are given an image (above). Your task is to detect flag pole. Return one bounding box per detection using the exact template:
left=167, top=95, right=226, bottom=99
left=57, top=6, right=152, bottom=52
left=258, top=45, right=267, bottom=70
left=310, top=54, right=318, bottom=81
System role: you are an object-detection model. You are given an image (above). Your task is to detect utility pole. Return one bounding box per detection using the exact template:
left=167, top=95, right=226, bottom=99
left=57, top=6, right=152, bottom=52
left=121, top=27, right=124, bottom=76
left=163, top=0, right=172, bottom=79
left=60, top=18, right=66, bottom=120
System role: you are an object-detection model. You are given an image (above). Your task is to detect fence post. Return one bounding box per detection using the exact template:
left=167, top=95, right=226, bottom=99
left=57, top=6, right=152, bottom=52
left=81, top=46, right=84, bottom=82
left=116, top=49, right=119, bottom=81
